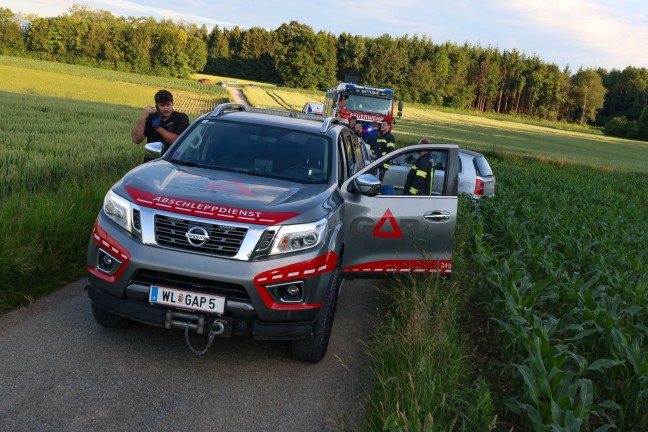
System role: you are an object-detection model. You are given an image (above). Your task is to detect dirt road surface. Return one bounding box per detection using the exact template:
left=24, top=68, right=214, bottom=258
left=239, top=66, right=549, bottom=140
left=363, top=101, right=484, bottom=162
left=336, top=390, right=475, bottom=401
left=0, top=278, right=382, bottom=431
left=227, top=87, right=250, bottom=106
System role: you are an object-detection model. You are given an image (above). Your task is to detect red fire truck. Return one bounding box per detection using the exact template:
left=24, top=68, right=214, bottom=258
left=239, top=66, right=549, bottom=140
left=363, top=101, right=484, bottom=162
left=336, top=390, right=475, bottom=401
left=322, top=83, right=403, bottom=131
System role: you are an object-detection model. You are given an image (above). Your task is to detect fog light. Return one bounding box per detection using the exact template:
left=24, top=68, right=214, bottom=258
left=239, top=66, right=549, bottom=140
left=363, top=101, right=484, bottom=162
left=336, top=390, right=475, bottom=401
left=286, top=285, right=301, bottom=296
left=266, top=281, right=305, bottom=303
left=97, top=248, right=122, bottom=275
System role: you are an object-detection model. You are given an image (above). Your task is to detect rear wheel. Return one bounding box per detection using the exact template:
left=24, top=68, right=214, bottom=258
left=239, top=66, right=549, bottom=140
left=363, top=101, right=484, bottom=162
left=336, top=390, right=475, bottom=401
left=291, top=266, right=341, bottom=363
left=91, top=302, right=132, bottom=329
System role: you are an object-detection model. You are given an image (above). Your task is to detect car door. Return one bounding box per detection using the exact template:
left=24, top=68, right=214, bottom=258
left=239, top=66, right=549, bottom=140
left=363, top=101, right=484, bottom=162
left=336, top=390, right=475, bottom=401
left=340, top=144, right=459, bottom=276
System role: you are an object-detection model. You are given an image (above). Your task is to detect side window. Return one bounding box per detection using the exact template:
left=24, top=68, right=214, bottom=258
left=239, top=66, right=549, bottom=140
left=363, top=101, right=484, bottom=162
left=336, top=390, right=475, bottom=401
left=337, top=136, right=348, bottom=186
left=342, top=135, right=355, bottom=178
left=350, top=135, right=366, bottom=171
left=379, top=149, right=450, bottom=196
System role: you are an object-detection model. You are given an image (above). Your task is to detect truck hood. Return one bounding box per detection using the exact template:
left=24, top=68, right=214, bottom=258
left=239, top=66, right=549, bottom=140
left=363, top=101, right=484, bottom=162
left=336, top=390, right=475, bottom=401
left=114, top=161, right=335, bottom=226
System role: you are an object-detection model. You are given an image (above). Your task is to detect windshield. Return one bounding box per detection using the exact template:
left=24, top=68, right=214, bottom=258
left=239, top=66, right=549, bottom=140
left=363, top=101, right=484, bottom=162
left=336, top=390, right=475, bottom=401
left=344, top=94, right=392, bottom=116
left=170, top=120, right=331, bottom=184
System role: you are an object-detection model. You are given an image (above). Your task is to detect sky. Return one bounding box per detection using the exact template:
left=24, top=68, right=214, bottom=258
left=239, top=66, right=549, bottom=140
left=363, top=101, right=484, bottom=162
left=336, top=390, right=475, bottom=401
left=3, top=0, right=648, bottom=71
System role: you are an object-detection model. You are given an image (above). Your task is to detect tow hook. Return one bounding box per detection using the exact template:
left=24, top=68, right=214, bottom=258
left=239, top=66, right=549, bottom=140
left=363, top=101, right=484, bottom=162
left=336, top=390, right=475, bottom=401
left=184, top=318, right=227, bottom=356
left=164, top=311, right=226, bottom=355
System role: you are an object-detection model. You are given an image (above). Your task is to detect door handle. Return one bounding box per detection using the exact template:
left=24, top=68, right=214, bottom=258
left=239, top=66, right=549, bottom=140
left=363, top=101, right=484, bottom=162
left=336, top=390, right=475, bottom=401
left=424, top=211, right=451, bottom=222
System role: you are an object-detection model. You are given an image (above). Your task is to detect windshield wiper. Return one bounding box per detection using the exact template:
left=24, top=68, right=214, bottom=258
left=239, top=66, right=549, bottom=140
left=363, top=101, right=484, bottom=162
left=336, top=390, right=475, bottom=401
left=171, top=159, right=202, bottom=168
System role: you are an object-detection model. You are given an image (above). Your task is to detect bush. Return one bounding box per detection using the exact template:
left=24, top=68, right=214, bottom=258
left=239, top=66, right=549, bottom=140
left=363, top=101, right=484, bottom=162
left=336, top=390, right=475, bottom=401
left=603, top=116, right=637, bottom=139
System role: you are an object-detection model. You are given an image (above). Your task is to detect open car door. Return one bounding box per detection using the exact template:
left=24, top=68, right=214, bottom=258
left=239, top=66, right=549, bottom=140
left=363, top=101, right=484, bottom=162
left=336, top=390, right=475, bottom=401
left=341, top=144, right=459, bottom=277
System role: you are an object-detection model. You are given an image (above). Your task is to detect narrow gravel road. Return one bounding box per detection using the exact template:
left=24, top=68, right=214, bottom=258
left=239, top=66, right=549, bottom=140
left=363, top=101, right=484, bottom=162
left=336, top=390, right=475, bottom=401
left=227, top=87, right=250, bottom=106
left=0, top=278, right=382, bottom=431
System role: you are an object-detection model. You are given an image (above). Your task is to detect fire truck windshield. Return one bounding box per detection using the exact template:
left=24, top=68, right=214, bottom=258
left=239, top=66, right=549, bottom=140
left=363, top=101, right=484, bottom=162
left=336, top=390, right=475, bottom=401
left=344, top=94, right=392, bottom=116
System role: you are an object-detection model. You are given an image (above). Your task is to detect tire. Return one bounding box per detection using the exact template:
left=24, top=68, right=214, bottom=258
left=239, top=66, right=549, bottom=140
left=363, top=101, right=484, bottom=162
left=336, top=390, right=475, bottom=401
left=91, top=302, right=132, bottom=329
left=291, top=266, right=341, bottom=363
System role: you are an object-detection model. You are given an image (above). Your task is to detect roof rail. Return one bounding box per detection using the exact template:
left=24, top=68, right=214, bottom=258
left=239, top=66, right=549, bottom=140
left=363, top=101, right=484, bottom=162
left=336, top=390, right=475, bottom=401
left=320, top=117, right=348, bottom=133
left=208, top=103, right=329, bottom=123
left=208, top=103, right=247, bottom=117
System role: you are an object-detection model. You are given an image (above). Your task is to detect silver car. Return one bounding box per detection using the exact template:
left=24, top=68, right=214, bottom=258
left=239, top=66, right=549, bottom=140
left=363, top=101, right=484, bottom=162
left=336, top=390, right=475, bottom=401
left=381, top=148, right=495, bottom=200
left=457, top=149, right=496, bottom=199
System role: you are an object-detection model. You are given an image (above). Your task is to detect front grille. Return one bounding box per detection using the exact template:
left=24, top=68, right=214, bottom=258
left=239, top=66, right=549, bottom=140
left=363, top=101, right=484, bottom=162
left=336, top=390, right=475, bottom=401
left=132, top=269, right=250, bottom=302
left=154, top=215, right=247, bottom=257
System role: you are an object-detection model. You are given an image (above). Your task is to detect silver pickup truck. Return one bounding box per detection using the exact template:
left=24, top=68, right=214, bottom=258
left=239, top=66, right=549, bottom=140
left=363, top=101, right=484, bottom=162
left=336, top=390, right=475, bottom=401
left=86, top=103, right=459, bottom=362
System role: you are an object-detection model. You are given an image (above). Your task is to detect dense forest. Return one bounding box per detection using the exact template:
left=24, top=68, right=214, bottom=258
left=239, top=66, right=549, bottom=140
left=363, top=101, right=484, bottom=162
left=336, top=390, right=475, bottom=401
left=1, top=5, right=647, bottom=140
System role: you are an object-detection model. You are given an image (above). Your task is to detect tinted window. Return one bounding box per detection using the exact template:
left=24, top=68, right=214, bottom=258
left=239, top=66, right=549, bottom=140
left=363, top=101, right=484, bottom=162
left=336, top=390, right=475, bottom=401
left=170, top=120, right=331, bottom=184
left=473, top=156, right=493, bottom=177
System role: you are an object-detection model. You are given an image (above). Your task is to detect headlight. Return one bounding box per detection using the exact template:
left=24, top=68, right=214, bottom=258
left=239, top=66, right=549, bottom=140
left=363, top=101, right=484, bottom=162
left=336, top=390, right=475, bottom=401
left=269, top=218, right=327, bottom=255
left=103, top=190, right=132, bottom=232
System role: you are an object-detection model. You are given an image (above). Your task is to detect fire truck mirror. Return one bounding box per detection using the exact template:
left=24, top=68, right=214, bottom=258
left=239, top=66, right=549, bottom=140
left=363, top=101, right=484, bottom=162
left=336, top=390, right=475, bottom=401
left=398, top=100, right=404, bottom=112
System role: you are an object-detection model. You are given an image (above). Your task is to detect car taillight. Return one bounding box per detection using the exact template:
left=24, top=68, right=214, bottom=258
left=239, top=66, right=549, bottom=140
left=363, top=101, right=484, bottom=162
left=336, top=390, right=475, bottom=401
left=474, top=179, right=485, bottom=196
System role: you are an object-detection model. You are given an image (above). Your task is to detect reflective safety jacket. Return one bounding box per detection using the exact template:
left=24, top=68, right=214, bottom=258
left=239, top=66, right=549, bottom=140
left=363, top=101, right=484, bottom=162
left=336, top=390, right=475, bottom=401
left=404, top=154, right=434, bottom=195
left=375, top=132, right=396, bottom=172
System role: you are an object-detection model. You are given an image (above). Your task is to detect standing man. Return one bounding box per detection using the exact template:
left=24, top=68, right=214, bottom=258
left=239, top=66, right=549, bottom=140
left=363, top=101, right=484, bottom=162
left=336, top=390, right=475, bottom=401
left=353, top=123, right=368, bottom=141
left=404, top=138, right=435, bottom=195
left=131, top=89, right=190, bottom=157
left=365, top=121, right=380, bottom=153
left=375, top=120, right=396, bottom=180
left=348, top=116, right=358, bottom=131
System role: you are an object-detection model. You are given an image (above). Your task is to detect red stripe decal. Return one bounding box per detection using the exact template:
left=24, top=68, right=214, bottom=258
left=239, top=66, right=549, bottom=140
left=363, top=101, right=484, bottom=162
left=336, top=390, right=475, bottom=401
left=343, top=259, right=452, bottom=274
left=124, top=186, right=299, bottom=225
left=88, top=218, right=131, bottom=282
left=254, top=252, right=338, bottom=310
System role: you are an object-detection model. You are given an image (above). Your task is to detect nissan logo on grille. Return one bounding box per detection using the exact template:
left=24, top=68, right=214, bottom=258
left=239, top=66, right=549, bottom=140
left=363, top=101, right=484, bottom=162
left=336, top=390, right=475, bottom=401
left=185, top=226, right=210, bottom=246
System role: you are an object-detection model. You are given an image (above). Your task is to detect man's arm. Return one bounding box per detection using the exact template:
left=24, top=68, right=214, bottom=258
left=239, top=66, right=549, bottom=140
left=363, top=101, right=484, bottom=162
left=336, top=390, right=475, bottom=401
left=156, top=112, right=190, bottom=146
left=132, top=106, right=156, bottom=144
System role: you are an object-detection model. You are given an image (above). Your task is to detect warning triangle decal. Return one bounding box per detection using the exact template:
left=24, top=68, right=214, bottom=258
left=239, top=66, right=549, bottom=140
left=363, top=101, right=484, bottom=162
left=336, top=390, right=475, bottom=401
left=374, top=209, right=403, bottom=238
left=205, top=180, right=253, bottom=196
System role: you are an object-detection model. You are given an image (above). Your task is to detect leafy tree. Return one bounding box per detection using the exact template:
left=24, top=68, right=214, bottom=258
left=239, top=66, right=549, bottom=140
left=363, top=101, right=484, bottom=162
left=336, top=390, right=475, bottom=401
left=0, top=8, right=26, bottom=55
left=363, top=34, right=409, bottom=93
left=572, top=68, right=608, bottom=125
left=185, top=36, right=207, bottom=73
left=275, top=21, right=335, bottom=90
left=336, top=33, right=367, bottom=82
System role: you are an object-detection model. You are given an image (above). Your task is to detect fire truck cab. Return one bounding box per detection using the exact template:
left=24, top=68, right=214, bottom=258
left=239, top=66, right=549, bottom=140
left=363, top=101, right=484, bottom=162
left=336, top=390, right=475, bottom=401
left=322, top=83, right=403, bottom=132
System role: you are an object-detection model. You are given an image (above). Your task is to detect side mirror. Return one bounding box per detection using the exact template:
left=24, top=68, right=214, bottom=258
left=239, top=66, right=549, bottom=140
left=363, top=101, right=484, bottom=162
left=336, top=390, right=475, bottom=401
left=398, top=100, right=403, bottom=118
left=144, top=141, right=164, bottom=160
left=349, top=173, right=381, bottom=196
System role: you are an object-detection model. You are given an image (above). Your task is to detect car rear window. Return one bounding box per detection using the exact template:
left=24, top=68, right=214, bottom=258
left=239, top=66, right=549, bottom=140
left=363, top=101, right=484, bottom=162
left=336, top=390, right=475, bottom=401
left=474, top=156, right=493, bottom=177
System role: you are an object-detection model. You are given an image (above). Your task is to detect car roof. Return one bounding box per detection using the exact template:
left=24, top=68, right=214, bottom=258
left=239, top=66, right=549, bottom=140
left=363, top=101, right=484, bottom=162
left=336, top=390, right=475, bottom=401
left=203, top=104, right=345, bottom=136
left=459, top=148, right=485, bottom=158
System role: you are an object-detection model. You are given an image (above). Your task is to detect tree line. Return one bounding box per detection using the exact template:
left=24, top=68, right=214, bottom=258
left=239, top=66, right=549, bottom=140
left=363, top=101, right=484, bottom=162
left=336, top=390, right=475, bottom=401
left=1, top=6, right=647, bottom=140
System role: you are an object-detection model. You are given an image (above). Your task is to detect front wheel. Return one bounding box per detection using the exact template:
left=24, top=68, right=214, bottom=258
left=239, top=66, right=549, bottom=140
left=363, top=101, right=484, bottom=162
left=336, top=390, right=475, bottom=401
left=291, top=266, right=341, bottom=363
left=91, top=302, right=132, bottom=329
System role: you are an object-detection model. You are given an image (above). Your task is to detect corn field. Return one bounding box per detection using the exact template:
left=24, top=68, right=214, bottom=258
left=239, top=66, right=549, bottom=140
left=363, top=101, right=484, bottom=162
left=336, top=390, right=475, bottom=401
left=472, top=156, right=648, bottom=430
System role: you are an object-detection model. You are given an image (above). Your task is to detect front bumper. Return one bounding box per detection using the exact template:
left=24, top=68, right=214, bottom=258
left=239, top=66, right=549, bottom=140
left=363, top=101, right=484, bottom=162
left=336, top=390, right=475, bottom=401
left=87, top=283, right=316, bottom=340
left=87, top=211, right=340, bottom=336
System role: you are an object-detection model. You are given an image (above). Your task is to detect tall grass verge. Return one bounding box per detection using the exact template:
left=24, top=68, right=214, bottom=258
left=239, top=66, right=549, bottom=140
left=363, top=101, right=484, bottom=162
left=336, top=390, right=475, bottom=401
left=0, top=92, right=144, bottom=312
left=366, top=197, right=496, bottom=431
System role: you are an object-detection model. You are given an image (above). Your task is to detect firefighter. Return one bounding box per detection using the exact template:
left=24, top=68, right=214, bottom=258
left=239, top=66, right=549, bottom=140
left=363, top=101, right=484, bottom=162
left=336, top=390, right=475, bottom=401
left=404, top=138, right=435, bottom=196
left=365, top=121, right=380, bottom=153
left=375, top=120, right=396, bottom=180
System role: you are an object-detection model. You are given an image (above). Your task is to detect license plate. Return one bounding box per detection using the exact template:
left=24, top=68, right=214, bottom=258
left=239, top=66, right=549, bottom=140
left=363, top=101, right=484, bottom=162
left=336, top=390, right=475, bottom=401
left=149, top=286, right=225, bottom=314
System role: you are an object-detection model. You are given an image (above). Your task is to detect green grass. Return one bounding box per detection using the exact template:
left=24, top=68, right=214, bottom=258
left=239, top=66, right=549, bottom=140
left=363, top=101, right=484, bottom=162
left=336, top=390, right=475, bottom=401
left=0, top=92, right=148, bottom=311
left=1, top=55, right=229, bottom=97
left=394, top=109, right=648, bottom=174
left=367, top=198, right=496, bottom=430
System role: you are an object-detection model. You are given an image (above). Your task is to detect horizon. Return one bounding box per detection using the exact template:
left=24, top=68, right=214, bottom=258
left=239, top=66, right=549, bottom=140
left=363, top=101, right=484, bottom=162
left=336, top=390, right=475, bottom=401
left=3, top=0, right=648, bottom=71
